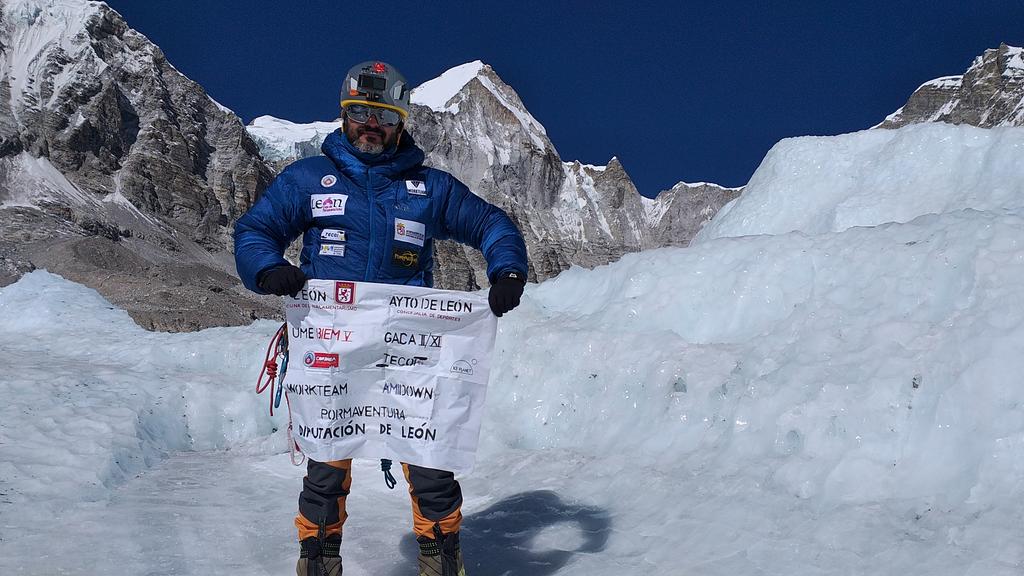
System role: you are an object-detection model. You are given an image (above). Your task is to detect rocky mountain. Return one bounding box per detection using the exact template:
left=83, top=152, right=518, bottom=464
left=0, top=0, right=280, bottom=330
left=878, top=43, right=1024, bottom=128
left=5, top=0, right=735, bottom=331
left=249, top=61, right=740, bottom=289
left=642, top=181, right=742, bottom=248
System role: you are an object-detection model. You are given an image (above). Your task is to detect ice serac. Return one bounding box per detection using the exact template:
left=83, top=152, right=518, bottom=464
left=878, top=43, right=1024, bottom=128
left=0, top=0, right=278, bottom=329
left=246, top=115, right=338, bottom=172
left=697, top=43, right=1024, bottom=246
left=694, top=123, right=1024, bottom=242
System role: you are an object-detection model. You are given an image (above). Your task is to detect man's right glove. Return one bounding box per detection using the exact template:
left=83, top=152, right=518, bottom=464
left=258, top=264, right=307, bottom=297
left=488, top=271, right=526, bottom=317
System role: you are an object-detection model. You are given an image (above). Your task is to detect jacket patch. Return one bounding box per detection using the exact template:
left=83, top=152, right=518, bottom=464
left=394, top=218, right=426, bottom=247
left=320, top=228, right=346, bottom=242
left=392, top=248, right=419, bottom=268
left=405, top=180, right=428, bottom=196
left=311, top=194, right=348, bottom=217
left=319, top=244, right=346, bottom=257
left=321, top=174, right=338, bottom=188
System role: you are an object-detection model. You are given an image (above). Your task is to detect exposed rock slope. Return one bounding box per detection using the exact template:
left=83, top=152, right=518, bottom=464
left=878, top=43, right=1024, bottom=129
left=0, top=0, right=278, bottom=329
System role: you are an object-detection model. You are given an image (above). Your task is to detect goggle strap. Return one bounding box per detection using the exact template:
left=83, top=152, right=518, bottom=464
left=340, top=100, right=408, bottom=119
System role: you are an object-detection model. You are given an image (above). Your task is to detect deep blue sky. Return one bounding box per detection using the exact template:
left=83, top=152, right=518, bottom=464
left=105, top=1, right=1024, bottom=197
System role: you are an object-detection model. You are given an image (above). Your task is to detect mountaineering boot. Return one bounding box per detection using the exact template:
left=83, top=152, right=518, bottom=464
left=296, top=535, right=342, bottom=576
left=417, top=526, right=465, bottom=576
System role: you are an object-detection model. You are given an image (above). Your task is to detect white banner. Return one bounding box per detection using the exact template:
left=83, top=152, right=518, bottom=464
left=282, top=280, right=498, bottom=473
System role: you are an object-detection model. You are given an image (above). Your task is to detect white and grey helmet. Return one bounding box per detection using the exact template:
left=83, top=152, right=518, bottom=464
left=340, top=61, right=410, bottom=120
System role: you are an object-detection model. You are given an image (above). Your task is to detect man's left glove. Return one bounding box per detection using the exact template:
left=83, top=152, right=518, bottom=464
left=258, top=264, right=307, bottom=297
left=488, top=271, right=526, bottom=317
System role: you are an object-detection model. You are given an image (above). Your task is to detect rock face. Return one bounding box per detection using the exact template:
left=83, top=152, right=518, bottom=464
left=878, top=43, right=1024, bottom=128
left=0, top=0, right=279, bottom=330
left=249, top=61, right=740, bottom=288
left=409, top=62, right=656, bottom=285
left=436, top=62, right=736, bottom=269
left=642, top=181, right=743, bottom=249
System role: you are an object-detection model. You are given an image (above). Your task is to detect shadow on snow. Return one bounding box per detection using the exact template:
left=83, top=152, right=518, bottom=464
left=390, top=490, right=612, bottom=576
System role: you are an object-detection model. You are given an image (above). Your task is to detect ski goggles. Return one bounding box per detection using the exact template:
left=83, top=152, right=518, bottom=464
left=343, top=104, right=403, bottom=127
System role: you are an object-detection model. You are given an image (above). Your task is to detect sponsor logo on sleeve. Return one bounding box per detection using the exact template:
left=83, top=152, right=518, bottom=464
left=303, top=351, right=340, bottom=369
left=394, top=218, right=426, bottom=247
left=320, top=229, right=346, bottom=242
left=391, top=248, right=419, bottom=268
left=405, top=180, right=428, bottom=196
left=319, top=244, right=346, bottom=257
left=335, top=281, right=356, bottom=305
left=311, top=194, right=348, bottom=217
left=320, top=174, right=338, bottom=188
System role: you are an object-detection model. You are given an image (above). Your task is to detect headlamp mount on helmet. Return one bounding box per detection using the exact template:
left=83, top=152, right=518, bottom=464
left=341, top=61, right=410, bottom=120
left=356, top=72, right=387, bottom=97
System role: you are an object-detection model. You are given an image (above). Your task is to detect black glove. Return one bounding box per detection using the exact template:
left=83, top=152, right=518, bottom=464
left=258, top=265, right=307, bottom=297
left=488, top=271, right=526, bottom=317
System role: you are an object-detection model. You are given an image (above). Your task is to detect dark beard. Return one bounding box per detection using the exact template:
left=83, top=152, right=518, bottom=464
left=344, top=118, right=396, bottom=155
left=354, top=139, right=385, bottom=154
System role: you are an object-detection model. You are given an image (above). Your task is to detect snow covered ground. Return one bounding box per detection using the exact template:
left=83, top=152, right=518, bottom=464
left=4, top=123, right=1024, bottom=575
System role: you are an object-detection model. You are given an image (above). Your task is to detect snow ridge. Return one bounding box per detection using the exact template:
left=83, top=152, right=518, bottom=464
left=696, top=123, right=1024, bottom=241
left=410, top=60, right=485, bottom=112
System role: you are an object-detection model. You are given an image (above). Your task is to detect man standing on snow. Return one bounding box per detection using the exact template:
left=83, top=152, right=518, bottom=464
left=234, top=61, right=528, bottom=576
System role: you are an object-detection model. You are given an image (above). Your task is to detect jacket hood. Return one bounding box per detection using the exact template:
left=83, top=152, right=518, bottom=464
left=321, top=128, right=425, bottom=181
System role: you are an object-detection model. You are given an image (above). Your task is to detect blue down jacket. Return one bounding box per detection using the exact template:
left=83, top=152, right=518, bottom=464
left=234, top=129, right=528, bottom=293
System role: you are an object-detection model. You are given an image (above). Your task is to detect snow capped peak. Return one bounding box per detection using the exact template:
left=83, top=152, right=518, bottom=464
left=411, top=60, right=549, bottom=150
left=1, top=0, right=108, bottom=114
left=877, top=44, right=1024, bottom=129
left=1007, top=45, right=1024, bottom=66
left=565, top=160, right=607, bottom=173
left=5, top=0, right=101, bottom=23
left=411, top=60, right=486, bottom=112
left=920, top=75, right=963, bottom=90
left=1001, top=44, right=1024, bottom=78
left=0, top=0, right=275, bottom=264
left=961, top=43, right=1024, bottom=80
